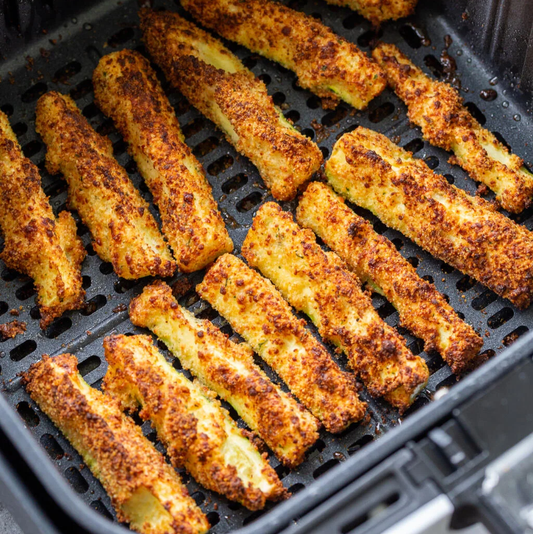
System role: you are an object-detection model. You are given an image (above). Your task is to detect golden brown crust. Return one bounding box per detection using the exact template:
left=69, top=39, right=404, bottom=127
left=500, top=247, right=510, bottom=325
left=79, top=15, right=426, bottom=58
left=35, top=91, right=176, bottom=279
left=179, top=0, right=386, bottom=109
left=297, top=183, right=483, bottom=374
left=326, top=127, right=533, bottom=310
left=322, top=0, right=418, bottom=25
left=93, top=50, right=233, bottom=272
left=243, top=202, right=428, bottom=410
left=140, top=9, right=323, bottom=201
left=197, top=254, right=367, bottom=430
left=129, top=281, right=318, bottom=467
left=103, top=334, right=286, bottom=510
left=372, top=42, right=533, bottom=214
left=23, top=353, right=209, bottom=534
left=0, top=110, right=85, bottom=328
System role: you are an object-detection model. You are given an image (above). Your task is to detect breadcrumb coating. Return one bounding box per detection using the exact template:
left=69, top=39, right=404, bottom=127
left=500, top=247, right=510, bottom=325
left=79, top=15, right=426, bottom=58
left=103, top=334, right=285, bottom=510
left=373, top=42, right=533, bottom=214
left=93, top=50, right=233, bottom=272
left=23, top=353, right=209, bottom=534
left=243, top=202, right=428, bottom=410
left=35, top=91, right=176, bottom=280
left=129, top=281, right=318, bottom=467
left=322, top=0, right=418, bottom=25
left=140, top=8, right=322, bottom=201
left=297, top=183, right=483, bottom=374
left=179, top=0, right=386, bottom=109
left=0, top=110, right=85, bottom=328
left=198, top=254, right=366, bottom=431
left=326, top=127, right=533, bottom=309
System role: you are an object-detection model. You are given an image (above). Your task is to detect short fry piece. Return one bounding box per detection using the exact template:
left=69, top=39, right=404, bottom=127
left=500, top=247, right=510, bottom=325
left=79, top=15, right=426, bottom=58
left=322, top=0, right=418, bottom=25
left=129, top=281, right=318, bottom=467
left=198, top=254, right=366, bottom=431
left=23, top=354, right=209, bottom=534
left=326, top=127, right=533, bottom=309
left=35, top=91, right=176, bottom=279
left=243, top=202, right=428, bottom=410
left=180, top=0, right=386, bottom=109
left=297, top=183, right=483, bottom=374
left=103, top=334, right=285, bottom=510
left=0, top=110, right=85, bottom=328
left=373, top=42, right=533, bottom=214
left=93, top=50, right=233, bottom=272
left=140, top=9, right=323, bottom=201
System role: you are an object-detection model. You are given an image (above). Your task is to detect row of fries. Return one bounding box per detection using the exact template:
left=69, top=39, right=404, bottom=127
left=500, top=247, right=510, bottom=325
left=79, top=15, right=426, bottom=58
left=2, top=0, right=533, bottom=532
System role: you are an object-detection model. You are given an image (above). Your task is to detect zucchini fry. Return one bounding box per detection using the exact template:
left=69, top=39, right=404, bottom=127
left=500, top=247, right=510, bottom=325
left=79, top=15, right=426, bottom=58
left=129, top=281, right=319, bottom=468
left=23, top=354, right=208, bottom=534
left=322, top=0, right=418, bottom=25
left=243, top=202, right=428, bottom=410
left=140, top=9, right=323, bottom=201
left=179, top=0, right=386, bottom=110
left=297, top=183, right=483, bottom=374
left=35, top=91, right=176, bottom=279
left=0, top=110, right=85, bottom=328
left=197, top=254, right=367, bottom=431
left=326, top=127, right=533, bottom=309
left=373, top=42, right=533, bottom=213
left=103, top=334, right=285, bottom=510
left=93, top=50, right=233, bottom=272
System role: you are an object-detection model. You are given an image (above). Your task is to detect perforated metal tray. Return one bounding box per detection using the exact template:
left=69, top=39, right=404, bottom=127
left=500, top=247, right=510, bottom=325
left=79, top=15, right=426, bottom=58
left=1, top=0, right=533, bottom=532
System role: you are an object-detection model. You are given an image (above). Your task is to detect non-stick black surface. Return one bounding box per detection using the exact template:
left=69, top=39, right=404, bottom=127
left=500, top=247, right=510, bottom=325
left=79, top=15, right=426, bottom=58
left=1, top=0, right=532, bottom=532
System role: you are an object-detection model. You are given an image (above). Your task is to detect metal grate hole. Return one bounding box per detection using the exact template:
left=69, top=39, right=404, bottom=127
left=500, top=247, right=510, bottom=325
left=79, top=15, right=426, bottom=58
left=400, top=23, right=426, bottom=49
left=196, top=305, right=218, bottom=321
left=125, top=159, right=138, bottom=174
left=97, top=118, right=115, bottom=136
left=275, top=463, right=290, bottom=480
left=30, top=306, right=41, bottom=320
left=44, top=317, right=72, bottom=339
left=208, top=155, right=234, bottom=176
left=424, top=54, right=444, bottom=78
left=174, top=98, right=190, bottom=116
left=191, top=491, right=205, bottom=506
left=114, top=279, right=139, bottom=294
left=456, top=275, right=476, bottom=292
left=357, top=28, right=383, bottom=49
left=91, top=500, right=113, bottom=520
left=306, top=95, right=321, bottom=109
left=313, top=458, right=340, bottom=479
left=207, top=512, right=220, bottom=527
left=70, top=79, right=93, bottom=100
left=53, top=61, right=82, bottom=84
left=113, top=139, right=126, bottom=157
left=440, top=262, right=454, bottom=274
left=373, top=220, right=387, bottom=234
left=368, top=102, right=395, bottom=123
left=82, top=276, right=92, bottom=290
left=444, top=173, right=455, bottom=184
left=22, top=140, right=42, bottom=158
left=288, top=483, right=305, bottom=494
left=422, top=275, right=434, bottom=284
left=392, top=238, right=403, bottom=251
left=242, top=56, right=258, bottom=69
left=302, top=128, right=314, bottom=139
left=243, top=509, right=266, bottom=526
left=228, top=500, right=242, bottom=511
left=348, top=435, right=374, bottom=456
left=44, top=180, right=68, bottom=197
left=99, top=262, right=114, bottom=275
left=320, top=146, right=329, bottom=159
left=377, top=301, right=396, bottom=319
left=285, top=109, right=300, bottom=123
left=10, top=340, right=37, bottom=362
left=2, top=268, right=18, bottom=281
left=342, top=13, right=362, bottom=30
left=65, top=467, right=89, bottom=494
left=179, top=291, right=199, bottom=308
left=15, top=281, right=36, bottom=301
left=193, top=136, right=219, bottom=158
left=12, top=122, right=27, bottom=136
left=85, top=244, right=97, bottom=256
left=408, top=337, right=424, bottom=356
left=493, top=131, right=512, bottom=151
left=40, top=434, right=64, bottom=460
left=237, top=192, right=263, bottom=213
left=424, top=155, right=439, bottom=170
left=108, top=27, right=135, bottom=48
left=403, top=138, right=424, bottom=154
left=407, top=257, right=419, bottom=268
left=464, top=102, right=487, bottom=126
left=182, top=117, right=205, bottom=139
left=21, top=82, right=48, bottom=103
left=258, top=73, right=271, bottom=86
left=85, top=45, right=102, bottom=66
left=503, top=326, right=529, bottom=347
left=0, top=301, right=8, bottom=317
left=472, top=290, right=498, bottom=311
left=272, top=92, right=286, bottom=106
left=487, top=307, right=514, bottom=329
left=322, top=107, right=349, bottom=127
left=78, top=355, right=102, bottom=377
left=1, top=103, right=14, bottom=116
left=17, top=402, right=39, bottom=427
left=82, top=102, right=100, bottom=119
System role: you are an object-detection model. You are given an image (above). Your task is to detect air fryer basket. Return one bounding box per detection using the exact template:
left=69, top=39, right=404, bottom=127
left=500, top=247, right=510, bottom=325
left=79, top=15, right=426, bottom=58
left=1, top=0, right=533, bottom=533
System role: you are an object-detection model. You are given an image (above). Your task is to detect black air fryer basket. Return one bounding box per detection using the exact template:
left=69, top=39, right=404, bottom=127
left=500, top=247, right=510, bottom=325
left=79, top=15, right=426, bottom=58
left=1, top=1, right=533, bottom=533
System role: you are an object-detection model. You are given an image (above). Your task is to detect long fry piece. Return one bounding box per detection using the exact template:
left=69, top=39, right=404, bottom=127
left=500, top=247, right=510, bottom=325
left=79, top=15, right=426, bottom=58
left=93, top=50, right=233, bottom=272
left=180, top=0, right=386, bottom=110
left=297, top=182, right=483, bottom=374
left=129, top=281, right=319, bottom=468
left=243, top=202, right=428, bottom=410
left=0, top=111, right=85, bottom=328
left=372, top=42, right=533, bottom=213
left=197, top=254, right=367, bottom=431
left=35, top=91, right=176, bottom=279
left=140, top=9, right=323, bottom=201
left=322, top=0, right=418, bottom=25
left=103, top=334, right=285, bottom=510
left=326, top=127, right=533, bottom=309
left=23, top=354, right=209, bottom=534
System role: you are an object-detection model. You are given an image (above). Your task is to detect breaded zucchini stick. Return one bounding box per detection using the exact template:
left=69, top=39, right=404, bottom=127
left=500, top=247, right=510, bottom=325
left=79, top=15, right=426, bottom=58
left=180, top=0, right=386, bottom=110
left=35, top=92, right=176, bottom=279
left=297, top=183, right=483, bottom=374
left=323, top=0, right=418, bottom=25
left=140, top=9, right=322, bottom=201
left=23, top=354, right=208, bottom=534
left=197, top=254, right=366, bottom=431
left=243, top=202, right=428, bottom=410
left=129, top=281, right=318, bottom=467
left=93, top=50, right=233, bottom=272
left=327, top=127, right=533, bottom=309
left=103, top=334, right=285, bottom=510
left=373, top=43, right=533, bottom=214
left=0, top=111, right=85, bottom=328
